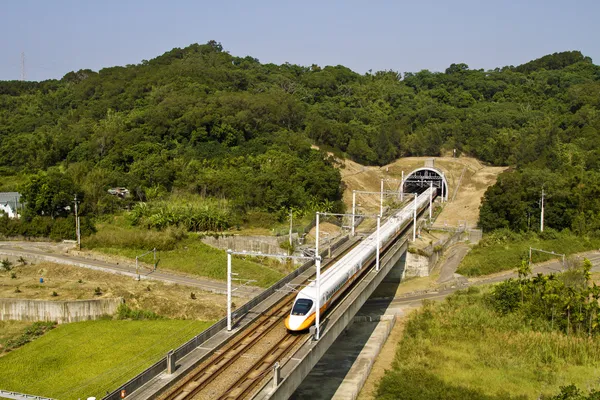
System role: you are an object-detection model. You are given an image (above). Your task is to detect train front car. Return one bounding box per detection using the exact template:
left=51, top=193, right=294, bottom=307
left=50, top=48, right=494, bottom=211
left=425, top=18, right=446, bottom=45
left=285, top=291, right=316, bottom=331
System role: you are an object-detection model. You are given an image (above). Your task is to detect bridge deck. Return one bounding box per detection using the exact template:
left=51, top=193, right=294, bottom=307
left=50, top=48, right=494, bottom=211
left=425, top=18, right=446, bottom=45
left=252, top=235, right=409, bottom=400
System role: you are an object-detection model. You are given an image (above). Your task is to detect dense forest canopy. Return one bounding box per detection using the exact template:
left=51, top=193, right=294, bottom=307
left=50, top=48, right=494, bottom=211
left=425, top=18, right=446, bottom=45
left=1, top=42, right=599, bottom=234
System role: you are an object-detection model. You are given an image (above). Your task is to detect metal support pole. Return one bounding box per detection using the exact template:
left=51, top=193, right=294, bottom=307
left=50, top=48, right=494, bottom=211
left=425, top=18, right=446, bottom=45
left=380, top=179, right=384, bottom=218
left=541, top=188, right=545, bottom=232
left=376, top=216, right=380, bottom=272
left=315, top=211, right=321, bottom=340
left=351, top=191, right=356, bottom=236
left=315, top=256, right=321, bottom=340
left=289, top=209, right=293, bottom=247
left=74, top=195, right=80, bottom=250
left=273, top=362, right=281, bottom=388
left=429, top=182, right=433, bottom=221
left=401, top=171, right=404, bottom=201
left=413, top=195, right=417, bottom=242
left=135, top=256, right=140, bottom=280
left=227, top=250, right=232, bottom=331
left=441, top=179, right=445, bottom=203
left=167, top=349, right=175, bottom=374
left=153, top=248, right=157, bottom=270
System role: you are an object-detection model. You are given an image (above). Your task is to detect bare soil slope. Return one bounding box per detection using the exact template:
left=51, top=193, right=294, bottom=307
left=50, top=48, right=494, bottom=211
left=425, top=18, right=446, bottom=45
left=337, top=156, right=507, bottom=228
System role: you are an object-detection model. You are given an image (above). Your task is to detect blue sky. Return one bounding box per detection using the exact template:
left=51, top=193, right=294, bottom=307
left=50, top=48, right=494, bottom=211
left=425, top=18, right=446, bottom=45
left=2, top=0, right=598, bottom=81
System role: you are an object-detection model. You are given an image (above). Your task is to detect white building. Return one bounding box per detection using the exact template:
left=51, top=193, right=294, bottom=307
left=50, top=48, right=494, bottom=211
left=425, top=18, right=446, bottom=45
left=0, top=192, right=22, bottom=219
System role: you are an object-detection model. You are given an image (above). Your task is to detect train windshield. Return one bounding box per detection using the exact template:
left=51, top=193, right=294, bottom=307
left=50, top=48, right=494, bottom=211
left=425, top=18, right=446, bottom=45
left=291, top=299, right=313, bottom=316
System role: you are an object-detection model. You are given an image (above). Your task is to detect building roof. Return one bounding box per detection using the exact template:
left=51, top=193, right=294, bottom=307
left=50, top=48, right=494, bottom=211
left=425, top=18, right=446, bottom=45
left=0, top=192, right=22, bottom=210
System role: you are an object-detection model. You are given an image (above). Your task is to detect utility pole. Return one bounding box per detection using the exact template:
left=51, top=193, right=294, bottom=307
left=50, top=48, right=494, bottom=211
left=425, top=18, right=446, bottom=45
left=400, top=171, right=404, bottom=201
left=74, top=195, right=80, bottom=250
left=376, top=216, right=380, bottom=271
left=351, top=191, right=356, bottom=236
left=540, top=188, right=545, bottom=232
left=289, top=209, right=293, bottom=247
left=429, top=181, right=433, bottom=221
left=315, top=212, right=321, bottom=340
left=227, top=250, right=232, bottom=331
left=413, top=195, right=417, bottom=241
left=380, top=179, right=384, bottom=218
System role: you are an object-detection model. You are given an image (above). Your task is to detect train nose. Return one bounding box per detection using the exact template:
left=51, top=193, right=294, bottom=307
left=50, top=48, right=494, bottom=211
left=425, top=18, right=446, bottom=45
left=285, top=315, right=305, bottom=331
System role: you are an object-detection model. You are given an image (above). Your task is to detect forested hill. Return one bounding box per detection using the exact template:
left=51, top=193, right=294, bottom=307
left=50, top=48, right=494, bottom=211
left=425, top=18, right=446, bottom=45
left=1, top=42, right=599, bottom=230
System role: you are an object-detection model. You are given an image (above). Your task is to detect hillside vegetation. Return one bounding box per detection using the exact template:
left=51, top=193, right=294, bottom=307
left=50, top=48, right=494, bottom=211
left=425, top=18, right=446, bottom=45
left=1, top=44, right=599, bottom=238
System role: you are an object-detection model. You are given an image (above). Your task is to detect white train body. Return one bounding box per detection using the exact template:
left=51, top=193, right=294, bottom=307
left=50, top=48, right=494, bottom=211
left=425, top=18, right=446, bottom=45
left=285, top=188, right=435, bottom=331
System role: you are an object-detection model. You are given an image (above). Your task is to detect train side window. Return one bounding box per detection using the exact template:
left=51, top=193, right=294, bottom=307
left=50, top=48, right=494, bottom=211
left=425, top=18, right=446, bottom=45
left=291, top=299, right=314, bottom=316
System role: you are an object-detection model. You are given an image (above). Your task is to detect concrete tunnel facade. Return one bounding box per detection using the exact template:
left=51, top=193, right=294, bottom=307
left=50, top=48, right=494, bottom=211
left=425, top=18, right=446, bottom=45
left=403, top=167, right=448, bottom=201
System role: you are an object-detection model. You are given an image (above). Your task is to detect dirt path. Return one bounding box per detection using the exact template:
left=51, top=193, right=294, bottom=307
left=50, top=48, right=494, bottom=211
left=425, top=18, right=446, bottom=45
left=0, top=241, right=260, bottom=297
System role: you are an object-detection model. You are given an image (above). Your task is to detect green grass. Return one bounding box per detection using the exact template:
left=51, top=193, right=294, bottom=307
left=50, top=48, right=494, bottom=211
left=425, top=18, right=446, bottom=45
left=86, top=221, right=285, bottom=287
left=375, top=288, right=600, bottom=400
left=458, top=231, right=600, bottom=276
left=0, top=319, right=213, bottom=399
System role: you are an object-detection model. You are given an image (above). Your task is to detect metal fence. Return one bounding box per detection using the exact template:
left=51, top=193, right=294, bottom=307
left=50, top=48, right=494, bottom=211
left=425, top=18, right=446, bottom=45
left=103, top=235, right=350, bottom=400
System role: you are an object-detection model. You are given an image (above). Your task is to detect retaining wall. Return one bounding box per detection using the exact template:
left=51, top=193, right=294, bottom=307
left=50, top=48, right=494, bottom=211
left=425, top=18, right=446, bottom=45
left=201, top=235, right=291, bottom=256
left=0, top=298, right=124, bottom=323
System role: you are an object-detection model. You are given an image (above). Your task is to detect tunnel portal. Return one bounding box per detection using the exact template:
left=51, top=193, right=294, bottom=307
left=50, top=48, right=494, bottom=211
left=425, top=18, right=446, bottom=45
left=403, top=167, right=448, bottom=200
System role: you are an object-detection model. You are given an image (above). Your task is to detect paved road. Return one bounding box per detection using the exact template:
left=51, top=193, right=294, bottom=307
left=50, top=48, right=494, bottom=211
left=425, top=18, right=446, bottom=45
left=0, top=241, right=261, bottom=298
left=437, top=243, right=471, bottom=284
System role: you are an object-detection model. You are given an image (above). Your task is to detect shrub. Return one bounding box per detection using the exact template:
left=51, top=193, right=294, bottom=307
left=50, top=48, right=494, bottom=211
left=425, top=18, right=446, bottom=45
left=0, top=215, right=95, bottom=240
left=3, top=321, right=56, bottom=353
left=1, top=258, right=13, bottom=271
left=94, top=287, right=102, bottom=296
left=116, top=304, right=163, bottom=320
left=489, top=279, right=522, bottom=314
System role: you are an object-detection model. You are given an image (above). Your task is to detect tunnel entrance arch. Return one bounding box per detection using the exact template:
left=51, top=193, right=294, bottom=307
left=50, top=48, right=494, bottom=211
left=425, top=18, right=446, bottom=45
left=403, top=167, right=448, bottom=201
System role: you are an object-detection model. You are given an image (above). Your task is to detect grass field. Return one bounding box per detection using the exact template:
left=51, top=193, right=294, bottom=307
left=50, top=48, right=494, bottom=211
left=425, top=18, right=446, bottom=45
left=85, top=219, right=286, bottom=287
left=457, top=231, right=600, bottom=276
left=375, top=288, right=600, bottom=400
left=0, top=319, right=213, bottom=399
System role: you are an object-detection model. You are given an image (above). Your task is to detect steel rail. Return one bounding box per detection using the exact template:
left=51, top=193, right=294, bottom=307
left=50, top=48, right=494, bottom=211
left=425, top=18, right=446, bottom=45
left=160, top=296, right=295, bottom=400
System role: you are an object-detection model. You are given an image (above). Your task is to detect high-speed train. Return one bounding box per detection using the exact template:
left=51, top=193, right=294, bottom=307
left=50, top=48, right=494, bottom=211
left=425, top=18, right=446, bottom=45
left=285, top=188, right=435, bottom=331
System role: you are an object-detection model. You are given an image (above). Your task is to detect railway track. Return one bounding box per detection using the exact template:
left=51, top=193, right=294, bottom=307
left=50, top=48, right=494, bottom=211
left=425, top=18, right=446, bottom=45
left=159, top=291, right=306, bottom=400
left=158, top=236, right=367, bottom=400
